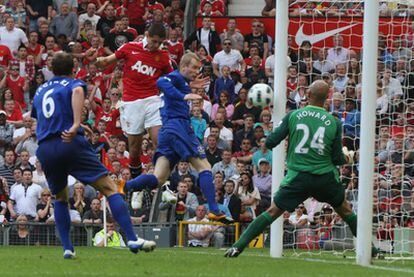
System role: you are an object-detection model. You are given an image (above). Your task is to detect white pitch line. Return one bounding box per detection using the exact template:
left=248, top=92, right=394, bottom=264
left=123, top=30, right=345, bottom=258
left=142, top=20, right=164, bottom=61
left=157, top=249, right=414, bottom=274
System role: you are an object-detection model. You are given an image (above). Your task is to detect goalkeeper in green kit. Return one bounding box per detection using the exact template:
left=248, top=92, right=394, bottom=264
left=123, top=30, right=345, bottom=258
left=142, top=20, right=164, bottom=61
left=225, top=80, right=378, bottom=258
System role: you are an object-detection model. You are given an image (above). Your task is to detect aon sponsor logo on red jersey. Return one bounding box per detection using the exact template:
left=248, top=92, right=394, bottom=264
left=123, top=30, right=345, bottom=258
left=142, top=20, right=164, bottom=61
left=131, top=60, right=156, bottom=76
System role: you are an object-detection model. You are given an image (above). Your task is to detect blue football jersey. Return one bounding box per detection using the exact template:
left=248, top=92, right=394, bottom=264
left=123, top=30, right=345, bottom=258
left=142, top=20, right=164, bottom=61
left=31, top=76, right=87, bottom=142
left=157, top=70, right=191, bottom=123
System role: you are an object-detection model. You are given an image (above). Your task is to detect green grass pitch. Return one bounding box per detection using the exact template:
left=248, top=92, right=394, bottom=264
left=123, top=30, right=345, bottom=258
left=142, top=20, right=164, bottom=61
left=0, top=246, right=413, bottom=276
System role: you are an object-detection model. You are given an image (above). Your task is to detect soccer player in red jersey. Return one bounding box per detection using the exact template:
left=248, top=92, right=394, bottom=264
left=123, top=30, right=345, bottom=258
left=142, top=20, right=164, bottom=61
left=94, top=23, right=173, bottom=177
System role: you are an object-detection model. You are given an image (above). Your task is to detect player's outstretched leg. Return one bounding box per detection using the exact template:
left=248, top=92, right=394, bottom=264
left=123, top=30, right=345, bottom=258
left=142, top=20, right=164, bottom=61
left=125, top=174, right=159, bottom=192
left=189, top=157, right=231, bottom=223
left=334, top=200, right=379, bottom=258
left=225, top=202, right=283, bottom=258
left=54, top=188, right=75, bottom=259
left=94, top=176, right=156, bottom=253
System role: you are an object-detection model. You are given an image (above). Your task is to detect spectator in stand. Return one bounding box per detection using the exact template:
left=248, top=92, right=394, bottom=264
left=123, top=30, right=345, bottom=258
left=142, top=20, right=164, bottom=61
left=238, top=171, right=260, bottom=222
left=187, top=204, right=224, bottom=248
left=170, top=161, right=197, bottom=192
left=204, top=112, right=233, bottom=148
left=198, top=2, right=223, bottom=16
left=69, top=182, right=91, bottom=219
left=11, top=45, right=35, bottom=82
left=286, top=65, right=298, bottom=94
left=212, top=150, right=237, bottom=181
left=252, top=137, right=272, bottom=174
left=0, top=110, right=15, bottom=157
left=8, top=169, right=42, bottom=221
left=0, top=17, right=28, bottom=56
left=244, top=19, right=269, bottom=60
left=0, top=44, right=13, bottom=68
left=185, top=16, right=221, bottom=56
left=234, top=114, right=255, bottom=152
left=340, top=98, right=361, bottom=151
left=382, top=67, right=403, bottom=101
left=27, top=31, right=45, bottom=67
left=313, top=48, right=335, bottom=74
left=258, top=109, right=273, bottom=136
left=233, top=138, right=253, bottom=165
left=205, top=134, right=222, bottom=167
left=104, top=19, right=135, bottom=53
left=262, top=0, right=276, bottom=16
left=15, top=123, right=37, bottom=156
left=78, top=3, right=101, bottom=30
left=122, top=0, right=149, bottom=35
left=347, top=57, right=361, bottom=85
left=327, top=34, right=350, bottom=66
left=0, top=65, right=28, bottom=110
left=32, top=159, right=47, bottom=189
left=50, top=3, right=78, bottom=42
left=10, top=214, right=35, bottom=245
left=213, top=39, right=245, bottom=78
left=93, top=217, right=126, bottom=247
left=213, top=66, right=235, bottom=103
left=253, top=158, right=272, bottom=211
left=212, top=91, right=234, bottom=121
left=82, top=198, right=103, bottom=224
left=166, top=28, right=184, bottom=65
left=191, top=105, right=207, bottom=143
left=200, top=0, right=225, bottom=16
left=37, top=188, right=53, bottom=222
left=219, top=18, right=244, bottom=52
left=97, top=3, right=116, bottom=39
left=246, top=55, right=267, bottom=85
left=160, top=180, right=199, bottom=221
left=289, top=204, right=308, bottom=227
left=0, top=149, right=16, bottom=187
left=222, top=180, right=241, bottom=221
left=299, top=57, right=321, bottom=84
left=332, top=63, right=349, bottom=93
left=232, top=88, right=262, bottom=127
left=4, top=99, right=23, bottom=128
left=288, top=75, right=308, bottom=110
left=330, top=92, right=345, bottom=116
left=26, top=0, right=53, bottom=32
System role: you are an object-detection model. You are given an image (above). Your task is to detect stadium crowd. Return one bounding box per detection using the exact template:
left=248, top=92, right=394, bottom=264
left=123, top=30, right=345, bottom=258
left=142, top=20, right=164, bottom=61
left=0, top=0, right=413, bottom=247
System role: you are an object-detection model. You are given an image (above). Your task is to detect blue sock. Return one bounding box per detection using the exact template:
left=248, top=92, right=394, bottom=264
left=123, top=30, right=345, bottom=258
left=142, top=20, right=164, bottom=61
left=107, top=193, right=137, bottom=242
left=199, top=170, right=219, bottom=213
left=54, top=201, right=74, bottom=252
left=125, top=174, right=159, bottom=192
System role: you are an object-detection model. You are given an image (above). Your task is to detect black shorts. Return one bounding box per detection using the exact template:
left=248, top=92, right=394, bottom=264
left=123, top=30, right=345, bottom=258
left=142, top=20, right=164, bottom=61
left=273, top=170, right=345, bottom=212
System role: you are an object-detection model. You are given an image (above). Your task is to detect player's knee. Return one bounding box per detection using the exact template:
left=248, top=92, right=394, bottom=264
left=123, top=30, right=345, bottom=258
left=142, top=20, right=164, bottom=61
left=267, top=203, right=282, bottom=219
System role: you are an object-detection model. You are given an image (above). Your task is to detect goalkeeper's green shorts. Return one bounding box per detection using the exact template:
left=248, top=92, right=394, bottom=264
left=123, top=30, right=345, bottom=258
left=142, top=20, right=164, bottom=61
left=273, top=169, right=345, bottom=212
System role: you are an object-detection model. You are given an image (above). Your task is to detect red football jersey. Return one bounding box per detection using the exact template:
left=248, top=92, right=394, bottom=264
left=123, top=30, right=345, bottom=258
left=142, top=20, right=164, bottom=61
left=27, top=44, right=43, bottom=57
left=200, top=0, right=225, bottom=14
left=6, top=76, right=26, bottom=109
left=124, top=0, right=149, bottom=25
left=166, top=41, right=184, bottom=64
left=115, top=41, right=173, bottom=101
left=94, top=106, right=121, bottom=136
left=0, top=45, right=12, bottom=67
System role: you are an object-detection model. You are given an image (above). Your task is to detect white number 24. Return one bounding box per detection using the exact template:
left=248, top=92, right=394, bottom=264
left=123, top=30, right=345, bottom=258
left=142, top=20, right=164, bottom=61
left=294, top=124, right=325, bottom=155
left=42, top=89, right=55, bottom=118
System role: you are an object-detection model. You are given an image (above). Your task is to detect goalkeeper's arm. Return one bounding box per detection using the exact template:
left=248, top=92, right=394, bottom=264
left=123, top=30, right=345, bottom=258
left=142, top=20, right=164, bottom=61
left=265, top=112, right=291, bottom=150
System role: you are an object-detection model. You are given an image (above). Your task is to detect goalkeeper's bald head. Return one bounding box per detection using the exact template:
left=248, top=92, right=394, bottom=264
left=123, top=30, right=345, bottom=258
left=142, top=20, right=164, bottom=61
left=309, top=80, right=329, bottom=107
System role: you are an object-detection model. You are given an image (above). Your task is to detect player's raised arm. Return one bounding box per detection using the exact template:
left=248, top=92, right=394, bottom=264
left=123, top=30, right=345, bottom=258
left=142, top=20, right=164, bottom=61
left=95, top=54, right=118, bottom=70
left=156, top=75, right=187, bottom=101
left=332, top=119, right=349, bottom=165
left=265, top=112, right=291, bottom=150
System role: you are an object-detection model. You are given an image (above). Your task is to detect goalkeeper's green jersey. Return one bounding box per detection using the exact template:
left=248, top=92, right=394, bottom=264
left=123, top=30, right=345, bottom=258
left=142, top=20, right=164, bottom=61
left=266, top=105, right=346, bottom=175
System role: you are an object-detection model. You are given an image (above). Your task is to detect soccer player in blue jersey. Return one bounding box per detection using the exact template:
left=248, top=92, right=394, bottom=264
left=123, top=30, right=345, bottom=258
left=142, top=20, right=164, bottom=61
left=124, top=52, right=230, bottom=223
left=31, top=53, right=156, bottom=259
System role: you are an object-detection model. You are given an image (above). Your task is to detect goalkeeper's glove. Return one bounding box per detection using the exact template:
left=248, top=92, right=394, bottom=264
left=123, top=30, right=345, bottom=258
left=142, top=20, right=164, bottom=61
left=342, top=146, right=355, bottom=164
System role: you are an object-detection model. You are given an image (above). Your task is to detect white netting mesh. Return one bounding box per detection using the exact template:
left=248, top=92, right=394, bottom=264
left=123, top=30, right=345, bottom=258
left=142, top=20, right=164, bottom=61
left=280, top=1, right=414, bottom=261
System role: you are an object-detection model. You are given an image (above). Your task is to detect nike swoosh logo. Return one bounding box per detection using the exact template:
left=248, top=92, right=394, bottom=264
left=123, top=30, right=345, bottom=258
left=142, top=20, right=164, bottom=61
left=295, top=23, right=358, bottom=46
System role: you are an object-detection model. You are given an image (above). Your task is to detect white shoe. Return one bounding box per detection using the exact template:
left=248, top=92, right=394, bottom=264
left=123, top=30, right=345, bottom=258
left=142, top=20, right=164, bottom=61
left=63, top=249, right=76, bottom=259
left=162, top=182, right=177, bottom=204
left=131, top=191, right=144, bottom=210
left=127, top=237, right=156, bottom=253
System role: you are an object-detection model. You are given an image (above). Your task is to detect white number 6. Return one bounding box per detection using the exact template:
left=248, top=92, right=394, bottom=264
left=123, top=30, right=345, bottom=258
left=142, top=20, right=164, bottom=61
left=42, top=89, right=55, bottom=118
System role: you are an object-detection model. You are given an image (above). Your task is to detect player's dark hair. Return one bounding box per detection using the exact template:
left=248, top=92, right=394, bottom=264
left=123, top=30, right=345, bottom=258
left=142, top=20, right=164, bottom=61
left=52, top=52, right=74, bottom=76
left=148, top=23, right=167, bottom=39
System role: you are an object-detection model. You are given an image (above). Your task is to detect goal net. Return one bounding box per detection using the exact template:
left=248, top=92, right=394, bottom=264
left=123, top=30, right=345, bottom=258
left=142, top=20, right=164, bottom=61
left=278, top=0, right=414, bottom=261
